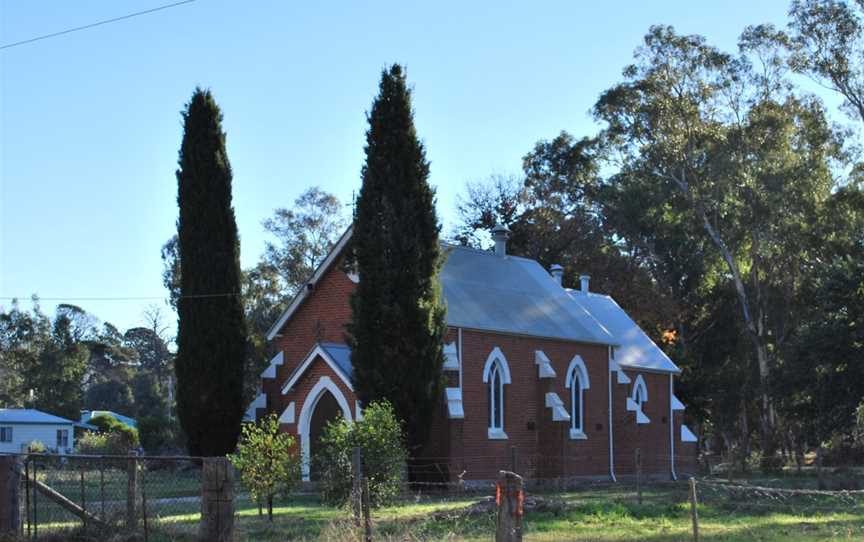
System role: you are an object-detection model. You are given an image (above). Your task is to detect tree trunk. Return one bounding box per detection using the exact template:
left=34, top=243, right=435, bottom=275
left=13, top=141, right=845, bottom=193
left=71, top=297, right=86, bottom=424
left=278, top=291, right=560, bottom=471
left=668, top=169, right=775, bottom=451
left=268, top=495, right=273, bottom=522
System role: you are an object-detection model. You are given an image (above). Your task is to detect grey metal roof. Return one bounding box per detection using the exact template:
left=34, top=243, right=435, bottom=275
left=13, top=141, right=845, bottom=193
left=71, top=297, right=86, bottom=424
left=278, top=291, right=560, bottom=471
left=440, top=245, right=615, bottom=345
left=567, top=290, right=681, bottom=374
left=0, top=408, right=77, bottom=425
left=320, top=342, right=354, bottom=382
left=80, top=410, right=138, bottom=428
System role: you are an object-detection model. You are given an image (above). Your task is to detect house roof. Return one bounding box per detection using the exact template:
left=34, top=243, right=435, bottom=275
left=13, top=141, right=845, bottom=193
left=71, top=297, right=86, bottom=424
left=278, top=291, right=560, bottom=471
left=567, top=290, right=680, bottom=374
left=320, top=343, right=353, bottom=381
left=441, top=245, right=615, bottom=345
left=0, top=409, right=77, bottom=425
left=80, top=410, right=138, bottom=428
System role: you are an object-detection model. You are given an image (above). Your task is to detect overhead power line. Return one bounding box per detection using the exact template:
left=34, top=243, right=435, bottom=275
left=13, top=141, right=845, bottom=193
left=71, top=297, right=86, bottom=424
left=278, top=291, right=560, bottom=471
left=0, top=0, right=196, bottom=51
left=0, top=293, right=240, bottom=302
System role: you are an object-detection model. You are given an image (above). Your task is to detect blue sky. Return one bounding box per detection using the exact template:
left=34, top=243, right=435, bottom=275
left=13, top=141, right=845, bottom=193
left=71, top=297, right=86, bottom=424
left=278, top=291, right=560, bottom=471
left=0, top=1, right=801, bottom=333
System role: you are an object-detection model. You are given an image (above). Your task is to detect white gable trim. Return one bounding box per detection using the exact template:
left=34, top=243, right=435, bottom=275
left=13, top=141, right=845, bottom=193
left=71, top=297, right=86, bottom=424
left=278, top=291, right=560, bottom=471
left=681, top=425, right=698, bottom=443
left=243, top=393, right=266, bottom=422
left=279, top=402, right=295, bottom=424
left=482, top=347, right=511, bottom=384
left=282, top=344, right=354, bottom=394
left=266, top=227, right=354, bottom=341
left=608, top=359, right=631, bottom=384
left=565, top=355, right=590, bottom=390
left=298, top=376, right=353, bottom=481
left=261, top=351, right=285, bottom=379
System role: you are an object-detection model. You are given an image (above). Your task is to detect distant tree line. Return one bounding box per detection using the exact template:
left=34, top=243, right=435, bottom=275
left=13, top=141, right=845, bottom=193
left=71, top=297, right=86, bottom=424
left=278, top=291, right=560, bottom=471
left=453, top=0, right=864, bottom=468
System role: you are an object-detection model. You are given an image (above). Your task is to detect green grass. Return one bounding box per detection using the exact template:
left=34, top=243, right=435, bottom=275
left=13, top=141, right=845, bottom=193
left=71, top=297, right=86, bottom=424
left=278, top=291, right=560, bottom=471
left=22, top=478, right=864, bottom=541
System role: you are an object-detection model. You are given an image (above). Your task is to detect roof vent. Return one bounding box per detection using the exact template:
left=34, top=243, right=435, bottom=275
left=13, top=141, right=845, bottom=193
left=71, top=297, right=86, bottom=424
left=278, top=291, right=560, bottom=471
left=491, top=224, right=510, bottom=257
left=579, top=275, right=590, bottom=293
left=549, top=264, right=563, bottom=285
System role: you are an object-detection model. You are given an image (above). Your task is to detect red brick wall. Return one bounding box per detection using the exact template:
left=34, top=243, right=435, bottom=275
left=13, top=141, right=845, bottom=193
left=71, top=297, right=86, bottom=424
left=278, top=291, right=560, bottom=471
left=260, top=253, right=685, bottom=482
left=262, top=258, right=357, bottom=420
left=450, top=329, right=612, bottom=481
left=612, top=370, right=673, bottom=479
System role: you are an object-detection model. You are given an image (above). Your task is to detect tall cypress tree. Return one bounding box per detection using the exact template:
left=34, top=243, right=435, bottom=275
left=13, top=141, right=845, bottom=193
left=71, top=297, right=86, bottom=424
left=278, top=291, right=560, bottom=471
left=347, top=65, right=447, bottom=456
left=175, top=88, right=247, bottom=456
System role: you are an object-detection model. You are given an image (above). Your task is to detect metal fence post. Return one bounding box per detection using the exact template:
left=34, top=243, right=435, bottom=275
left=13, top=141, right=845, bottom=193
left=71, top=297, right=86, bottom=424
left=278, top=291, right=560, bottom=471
left=495, top=470, right=524, bottom=542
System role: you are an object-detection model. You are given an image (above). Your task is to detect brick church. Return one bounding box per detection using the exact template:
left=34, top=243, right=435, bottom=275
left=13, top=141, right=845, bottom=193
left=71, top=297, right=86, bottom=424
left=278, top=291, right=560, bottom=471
left=247, top=225, right=698, bottom=482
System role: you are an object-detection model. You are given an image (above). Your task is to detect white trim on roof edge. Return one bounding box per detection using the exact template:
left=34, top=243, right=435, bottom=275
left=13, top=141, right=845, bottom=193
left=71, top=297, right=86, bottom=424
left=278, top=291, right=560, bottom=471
left=266, top=227, right=354, bottom=341
left=261, top=351, right=284, bottom=379
left=281, top=344, right=353, bottom=394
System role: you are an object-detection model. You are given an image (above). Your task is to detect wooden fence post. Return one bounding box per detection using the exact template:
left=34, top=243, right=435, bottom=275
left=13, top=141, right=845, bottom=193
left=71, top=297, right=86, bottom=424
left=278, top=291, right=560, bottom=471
left=200, top=457, right=235, bottom=542
left=689, top=477, right=699, bottom=542
left=127, top=455, right=139, bottom=529
left=0, top=455, right=22, bottom=535
left=352, top=447, right=362, bottom=527
left=361, top=476, right=372, bottom=542
left=495, top=470, right=524, bottom=542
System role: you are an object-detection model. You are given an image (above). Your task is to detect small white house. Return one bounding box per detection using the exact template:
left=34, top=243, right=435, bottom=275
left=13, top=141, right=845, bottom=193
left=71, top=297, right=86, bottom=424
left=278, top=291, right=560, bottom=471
left=0, top=409, right=76, bottom=454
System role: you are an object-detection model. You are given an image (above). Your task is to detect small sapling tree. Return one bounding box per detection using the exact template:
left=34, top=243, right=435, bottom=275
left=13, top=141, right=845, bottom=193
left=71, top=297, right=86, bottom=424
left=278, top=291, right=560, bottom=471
left=229, top=414, right=301, bottom=520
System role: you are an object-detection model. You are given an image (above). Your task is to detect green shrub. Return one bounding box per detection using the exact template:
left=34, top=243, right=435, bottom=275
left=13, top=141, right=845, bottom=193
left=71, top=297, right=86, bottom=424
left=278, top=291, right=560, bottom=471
left=88, top=414, right=139, bottom=450
left=26, top=440, right=46, bottom=453
left=315, top=400, right=407, bottom=507
left=229, top=414, right=301, bottom=521
left=75, top=430, right=137, bottom=455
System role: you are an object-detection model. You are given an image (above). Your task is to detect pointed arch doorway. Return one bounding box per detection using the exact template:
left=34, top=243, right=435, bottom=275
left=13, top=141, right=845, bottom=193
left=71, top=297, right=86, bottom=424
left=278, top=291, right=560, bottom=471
left=298, top=375, right=353, bottom=481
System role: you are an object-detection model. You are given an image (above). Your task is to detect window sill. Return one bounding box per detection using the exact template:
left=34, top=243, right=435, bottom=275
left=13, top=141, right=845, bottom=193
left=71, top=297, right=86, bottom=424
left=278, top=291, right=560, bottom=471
left=569, top=429, right=587, bottom=440
left=487, top=428, right=508, bottom=440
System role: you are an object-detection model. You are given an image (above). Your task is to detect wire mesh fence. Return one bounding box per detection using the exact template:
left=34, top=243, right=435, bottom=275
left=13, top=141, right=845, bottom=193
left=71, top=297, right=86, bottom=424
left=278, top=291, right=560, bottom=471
left=19, top=453, right=203, bottom=541
left=4, top=450, right=863, bottom=541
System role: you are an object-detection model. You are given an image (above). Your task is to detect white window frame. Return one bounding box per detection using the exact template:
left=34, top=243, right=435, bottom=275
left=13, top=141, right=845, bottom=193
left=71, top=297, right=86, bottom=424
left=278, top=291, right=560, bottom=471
left=0, top=426, right=12, bottom=443
left=482, top=347, right=511, bottom=439
left=56, top=428, right=69, bottom=449
left=632, top=374, right=648, bottom=408
left=565, top=355, right=590, bottom=440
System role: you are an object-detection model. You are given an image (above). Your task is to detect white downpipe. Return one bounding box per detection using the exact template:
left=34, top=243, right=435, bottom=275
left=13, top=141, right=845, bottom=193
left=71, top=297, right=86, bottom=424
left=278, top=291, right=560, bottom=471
left=458, top=328, right=463, bottom=390
left=670, top=374, right=677, bottom=481
left=608, top=348, right=617, bottom=482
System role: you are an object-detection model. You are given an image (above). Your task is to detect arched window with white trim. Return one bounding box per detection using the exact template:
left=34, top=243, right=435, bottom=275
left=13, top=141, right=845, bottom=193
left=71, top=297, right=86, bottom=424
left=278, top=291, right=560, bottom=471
left=489, top=362, right=503, bottom=431
left=565, top=355, right=590, bottom=439
left=483, top=347, right=511, bottom=439
left=632, top=375, right=648, bottom=408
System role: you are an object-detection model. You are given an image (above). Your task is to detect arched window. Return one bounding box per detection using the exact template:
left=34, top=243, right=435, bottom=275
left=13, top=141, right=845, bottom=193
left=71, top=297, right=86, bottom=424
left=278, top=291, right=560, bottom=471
left=565, top=355, right=590, bottom=439
left=483, top=347, right=511, bottom=439
left=489, top=362, right=504, bottom=431
left=632, top=375, right=648, bottom=408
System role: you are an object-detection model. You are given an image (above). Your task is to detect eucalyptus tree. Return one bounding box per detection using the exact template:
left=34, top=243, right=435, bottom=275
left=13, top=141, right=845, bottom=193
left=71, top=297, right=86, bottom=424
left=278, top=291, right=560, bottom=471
left=593, top=25, right=843, bottom=451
